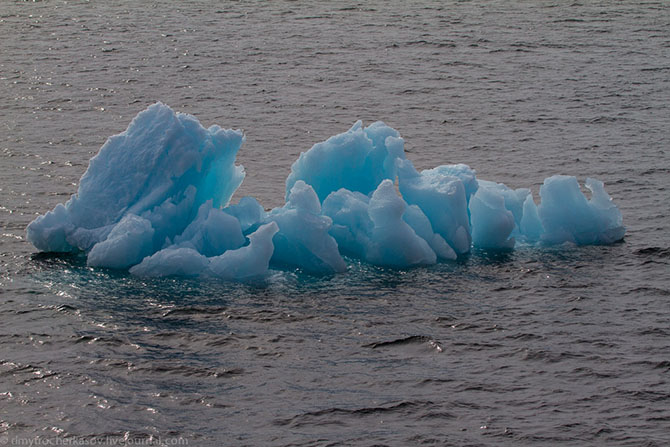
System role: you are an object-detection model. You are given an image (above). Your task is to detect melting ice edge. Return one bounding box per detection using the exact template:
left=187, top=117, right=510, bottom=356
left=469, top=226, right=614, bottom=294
left=27, top=103, right=625, bottom=280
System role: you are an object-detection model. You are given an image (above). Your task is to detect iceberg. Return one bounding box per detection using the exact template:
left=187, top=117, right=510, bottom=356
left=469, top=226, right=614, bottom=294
left=536, top=176, right=626, bottom=245
left=365, top=180, right=437, bottom=266
left=87, top=214, right=155, bottom=269
left=26, top=103, right=625, bottom=279
left=27, top=102, right=245, bottom=257
left=467, top=176, right=625, bottom=248
left=321, top=188, right=373, bottom=260
left=286, top=120, right=405, bottom=202
left=322, top=180, right=442, bottom=267
left=469, top=180, right=528, bottom=250
left=25, top=102, right=271, bottom=279
left=171, top=201, right=245, bottom=257
left=265, top=180, right=347, bottom=274
left=397, top=159, right=473, bottom=255
left=129, top=222, right=278, bottom=280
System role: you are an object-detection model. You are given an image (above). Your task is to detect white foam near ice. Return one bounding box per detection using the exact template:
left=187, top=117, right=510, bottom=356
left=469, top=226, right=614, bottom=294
left=26, top=103, right=626, bottom=279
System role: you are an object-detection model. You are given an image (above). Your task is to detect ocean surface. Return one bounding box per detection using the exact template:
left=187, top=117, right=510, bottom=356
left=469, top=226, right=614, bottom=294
left=1, top=1, right=669, bottom=446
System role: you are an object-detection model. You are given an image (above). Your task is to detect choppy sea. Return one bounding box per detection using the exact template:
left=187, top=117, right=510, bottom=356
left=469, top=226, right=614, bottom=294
left=1, top=1, right=669, bottom=446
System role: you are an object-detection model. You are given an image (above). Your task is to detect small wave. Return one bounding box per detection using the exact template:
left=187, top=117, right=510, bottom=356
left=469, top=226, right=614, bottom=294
left=553, top=18, right=586, bottom=23
left=640, top=66, right=670, bottom=72
left=131, top=362, right=244, bottom=378
left=614, top=389, right=670, bottom=403
left=274, top=400, right=434, bottom=427
left=55, top=304, right=79, bottom=313
left=162, top=306, right=228, bottom=317
left=634, top=247, right=670, bottom=258
left=636, top=327, right=670, bottom=336
left=627, top=359, right=670, bottom=371
left=506, top=332, right=544, bottom=341
left=405, top=40, right=456, bottom=48
left=73, top=335, right=125, bottom=346
left=0, top=360, right=59, bottom=384
left=626, top=287, right=670, bottom=297
left=363, top=335, right=443, bottom=352
left=519, top=348, right=583, bottom=363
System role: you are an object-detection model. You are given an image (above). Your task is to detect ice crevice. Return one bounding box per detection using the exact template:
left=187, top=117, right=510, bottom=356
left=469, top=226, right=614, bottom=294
left=26, top=103, right=626, bottom=279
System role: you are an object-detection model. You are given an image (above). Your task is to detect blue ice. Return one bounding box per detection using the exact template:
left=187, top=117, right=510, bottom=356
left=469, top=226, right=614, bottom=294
left=322, top=180, right=442, bottom=267
left=27, top=102, right=245, bottom=260
left=129, top=222, right=278, bottom=280
left=286, top=120, right=405, bottom=202
left=26, top=103, right=625, bottom=279
left=265, top=180, right=347, bottom=274
left=397, top=159, right=473, bottom=255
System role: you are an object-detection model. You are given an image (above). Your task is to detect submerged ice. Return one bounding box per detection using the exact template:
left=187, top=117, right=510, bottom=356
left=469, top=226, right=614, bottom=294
left=27, top=103, right=625, bottom=279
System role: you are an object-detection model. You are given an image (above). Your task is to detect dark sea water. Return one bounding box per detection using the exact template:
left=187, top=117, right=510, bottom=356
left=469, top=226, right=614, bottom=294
left=1, top=1, right=669, bottom=446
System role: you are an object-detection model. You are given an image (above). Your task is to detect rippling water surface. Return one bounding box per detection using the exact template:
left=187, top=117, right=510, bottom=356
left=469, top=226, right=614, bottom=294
left=1, top=1, right=669, bottom=446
